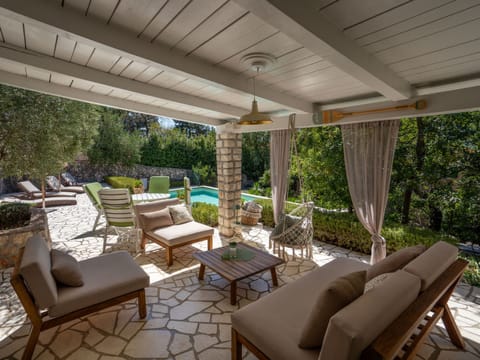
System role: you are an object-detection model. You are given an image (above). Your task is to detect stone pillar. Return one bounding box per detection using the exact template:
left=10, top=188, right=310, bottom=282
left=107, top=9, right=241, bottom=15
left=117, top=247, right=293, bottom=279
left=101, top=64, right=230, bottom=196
left=216, top=131, right=242, bottom=236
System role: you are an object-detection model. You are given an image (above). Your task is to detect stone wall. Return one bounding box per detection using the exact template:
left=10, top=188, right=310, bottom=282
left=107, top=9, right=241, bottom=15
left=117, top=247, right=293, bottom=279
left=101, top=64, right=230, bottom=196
left=0, top=208, right=51, bottom=269
left=66, top=162, right=194, bottom=184
left=216, top=132, right=242, bottom=236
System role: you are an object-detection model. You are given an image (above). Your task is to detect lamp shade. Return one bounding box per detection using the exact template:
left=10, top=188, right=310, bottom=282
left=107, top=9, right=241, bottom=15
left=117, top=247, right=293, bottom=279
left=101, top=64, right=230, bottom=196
left=238, top=100, right=273, bottom=125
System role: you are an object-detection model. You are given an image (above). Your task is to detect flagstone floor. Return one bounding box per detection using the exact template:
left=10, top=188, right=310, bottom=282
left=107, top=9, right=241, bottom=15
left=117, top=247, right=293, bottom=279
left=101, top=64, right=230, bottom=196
left=0, top=193, right=479, bottom=359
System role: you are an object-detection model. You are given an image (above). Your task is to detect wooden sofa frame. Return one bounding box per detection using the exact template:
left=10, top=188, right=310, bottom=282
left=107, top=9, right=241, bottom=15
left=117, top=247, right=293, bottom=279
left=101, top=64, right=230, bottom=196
left=10, top=248, right=147, bottom=360
left=231, top=258, right=468, bottom=360
left=142, top=231, right=213, bottom=267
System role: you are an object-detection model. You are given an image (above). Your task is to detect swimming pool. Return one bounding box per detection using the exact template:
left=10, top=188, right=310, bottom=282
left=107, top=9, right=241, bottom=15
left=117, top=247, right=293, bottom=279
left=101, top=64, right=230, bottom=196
left=169, top=186, right=258, bottom=206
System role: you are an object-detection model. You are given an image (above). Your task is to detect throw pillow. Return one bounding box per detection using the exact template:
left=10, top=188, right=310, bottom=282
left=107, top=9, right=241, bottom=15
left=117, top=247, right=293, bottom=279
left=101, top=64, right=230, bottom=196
left=367, top=245, right=426, bottom=281
left=169, top=204, right=194, bottom=224
left=364, top=272, right=393, bottom=293
left=140, top=207, right=174, bottom=231
left=298, top=270, right=366, bottom=348
left=51, top=249, right=84, bottom=287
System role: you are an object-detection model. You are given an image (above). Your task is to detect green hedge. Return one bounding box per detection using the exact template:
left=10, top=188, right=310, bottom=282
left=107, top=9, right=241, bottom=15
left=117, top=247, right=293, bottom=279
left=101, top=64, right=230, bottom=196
left=104, top=176, right=142, bottom=194
left=0, top=203, right=31, bottom=230
left=191, top=202, right=218, bottom=227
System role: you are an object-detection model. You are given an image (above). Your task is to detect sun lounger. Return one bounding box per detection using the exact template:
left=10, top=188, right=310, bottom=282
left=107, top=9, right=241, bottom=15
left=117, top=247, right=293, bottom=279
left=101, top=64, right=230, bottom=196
left=46, top=176, right=84, bottom=194
left=17, top=181, right=77, bottom=199
left=1, top=196, right=77, bottom=207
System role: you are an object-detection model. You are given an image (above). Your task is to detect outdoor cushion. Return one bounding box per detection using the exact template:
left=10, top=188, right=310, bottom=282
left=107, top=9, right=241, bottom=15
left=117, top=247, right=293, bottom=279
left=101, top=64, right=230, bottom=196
left=147, top=221, right=214, bottom=246
left=49, top=251, right=149, bottom=317
left=403, top=241, right=458, bottom=291
left=84, top=182, right=104, bottom=207
left=299, top=270, right=366, bottom=348
left=366, top=244, right=425, bottom=281
left=140, top=207, right=174, bottom=231
left=232, top=258, right=369, bottom=360
left=20, top=235, right=57, bottom=309
left=148, top=176, right=170, bottom=193
left=169, top=204, right=193, bottom=224
left=135, top=198, right=180, bottom=226
left=364, top=272, right=393, bottom=293
left=319, top=270, right=421, bottom=360
left=51, top=249, right=84, bottom=287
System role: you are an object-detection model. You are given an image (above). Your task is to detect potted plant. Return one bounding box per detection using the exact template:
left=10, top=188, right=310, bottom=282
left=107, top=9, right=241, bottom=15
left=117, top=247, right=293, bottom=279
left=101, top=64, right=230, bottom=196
left=132, top=179, right=144, bottom=194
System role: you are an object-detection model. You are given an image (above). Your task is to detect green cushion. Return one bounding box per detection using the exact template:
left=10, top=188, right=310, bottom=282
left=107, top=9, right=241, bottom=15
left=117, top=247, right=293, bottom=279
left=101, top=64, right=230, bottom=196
left=84, top=182, right=103, bottom=207
left=148, top=176, right=169, bottom=194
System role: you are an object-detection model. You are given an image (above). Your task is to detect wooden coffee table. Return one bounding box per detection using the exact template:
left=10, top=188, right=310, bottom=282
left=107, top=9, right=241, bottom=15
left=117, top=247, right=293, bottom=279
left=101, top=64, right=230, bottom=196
left=193, top=243, right=284, bottom=305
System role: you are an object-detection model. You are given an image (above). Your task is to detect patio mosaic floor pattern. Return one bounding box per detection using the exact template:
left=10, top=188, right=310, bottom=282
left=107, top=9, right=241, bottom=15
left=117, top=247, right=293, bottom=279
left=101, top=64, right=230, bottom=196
left=0, top=194, right=479, bottom=359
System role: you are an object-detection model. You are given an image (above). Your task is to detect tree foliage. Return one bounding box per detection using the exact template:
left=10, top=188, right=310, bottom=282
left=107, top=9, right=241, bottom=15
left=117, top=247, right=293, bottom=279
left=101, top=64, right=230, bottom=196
left=88, top=109, right=142, bottom=167
left=0, top=84, right=99, bottom=184
left=242, top=132, right=270, bottom=181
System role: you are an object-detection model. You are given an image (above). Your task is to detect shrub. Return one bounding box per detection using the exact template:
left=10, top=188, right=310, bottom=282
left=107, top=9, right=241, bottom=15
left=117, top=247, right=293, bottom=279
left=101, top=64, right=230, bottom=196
left=191, top=202, right=218, bottom=227
left=461, top=255, right=480, bottom=287
left=0, top=203, right=32, bottom=230
left=105, top=176, right=142, bottom=194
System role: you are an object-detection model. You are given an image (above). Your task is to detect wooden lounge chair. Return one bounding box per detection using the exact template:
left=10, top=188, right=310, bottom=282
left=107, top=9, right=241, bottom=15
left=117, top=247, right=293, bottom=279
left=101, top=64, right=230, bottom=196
left=46, top=176, right=85, bottom=194
left=17, top=181, right=76, bottom=199
left=11, top=235, right=149, bottom=360
left=148, top=176, right=170, bottom=194
left=84, top=182, right=104, bottom=231
left=1, top=196, right=77, bottom=208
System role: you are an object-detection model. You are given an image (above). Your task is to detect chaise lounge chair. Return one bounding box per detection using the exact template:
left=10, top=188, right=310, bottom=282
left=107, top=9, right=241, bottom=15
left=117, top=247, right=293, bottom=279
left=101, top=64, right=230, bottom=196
left=46, top=176, right=85, bottom=194
left=17, top=181, right=77, bottom=199
left=1, top=196, right=77, bottom=208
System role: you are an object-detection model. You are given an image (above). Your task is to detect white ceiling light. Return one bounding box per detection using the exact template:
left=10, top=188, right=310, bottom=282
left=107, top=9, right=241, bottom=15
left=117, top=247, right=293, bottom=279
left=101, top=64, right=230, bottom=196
left=238, top=53, right=276, bottom=125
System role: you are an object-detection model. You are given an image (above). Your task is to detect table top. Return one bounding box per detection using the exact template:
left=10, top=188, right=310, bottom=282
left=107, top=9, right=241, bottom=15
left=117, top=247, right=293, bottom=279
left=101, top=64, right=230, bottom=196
left=132, top=193, right=170, bottom=202
left=193, top=243, right=284, bottom=282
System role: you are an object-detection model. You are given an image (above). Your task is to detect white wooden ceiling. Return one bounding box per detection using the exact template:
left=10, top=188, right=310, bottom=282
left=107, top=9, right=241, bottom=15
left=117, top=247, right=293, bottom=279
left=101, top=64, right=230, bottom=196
left=0, top=0, right=479, bottom=130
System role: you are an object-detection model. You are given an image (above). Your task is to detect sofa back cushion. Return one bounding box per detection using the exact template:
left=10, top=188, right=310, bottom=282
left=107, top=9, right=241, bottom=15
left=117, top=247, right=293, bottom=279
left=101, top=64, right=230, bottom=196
left=319, top=270, right=421, bottom=360
left=366, top=245, right=425, bottom=281
left=135, top=198, right=180, bottom=228
left=140, top=207, right=174, bottom=231
left=403, top=241, right=458, bottom=291
left=299, top=271, right=366, bottom=348
left=19, top=235, right=58, bottom=308
left=169, top=204, right=194, bottom=224
left=51, top=249, right=84, bottom=287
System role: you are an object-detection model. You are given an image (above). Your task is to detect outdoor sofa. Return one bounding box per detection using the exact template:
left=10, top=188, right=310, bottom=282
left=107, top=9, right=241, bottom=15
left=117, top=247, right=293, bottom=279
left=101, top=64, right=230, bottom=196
left=134, top=198, right=214, bottom=266
left=231, top=241, right=467, bottom=360
left=11, top=234, right=149, bottom=360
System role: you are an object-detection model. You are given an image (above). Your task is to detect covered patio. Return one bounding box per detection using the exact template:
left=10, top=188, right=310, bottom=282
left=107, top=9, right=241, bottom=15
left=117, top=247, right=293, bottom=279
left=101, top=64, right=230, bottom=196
left=1, top=0, right=480, bottom=358
left=0, top=193, right=479, bottom=359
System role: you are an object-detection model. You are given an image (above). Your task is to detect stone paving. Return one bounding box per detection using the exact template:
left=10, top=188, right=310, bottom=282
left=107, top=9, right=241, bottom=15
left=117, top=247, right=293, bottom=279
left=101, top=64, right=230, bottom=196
left=0, top=193, right=479, bottom=359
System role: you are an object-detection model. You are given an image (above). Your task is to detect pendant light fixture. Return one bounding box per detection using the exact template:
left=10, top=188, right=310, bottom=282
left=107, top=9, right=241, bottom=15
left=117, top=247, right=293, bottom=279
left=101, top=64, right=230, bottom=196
left=238, top=53, right=276, bottom=125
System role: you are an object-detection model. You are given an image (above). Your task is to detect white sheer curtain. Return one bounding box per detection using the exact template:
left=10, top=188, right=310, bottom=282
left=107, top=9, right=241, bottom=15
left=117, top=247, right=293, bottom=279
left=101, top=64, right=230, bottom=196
left=270, top=128, right=291, bottom=224
left=341, top=120, right=400, bottom=264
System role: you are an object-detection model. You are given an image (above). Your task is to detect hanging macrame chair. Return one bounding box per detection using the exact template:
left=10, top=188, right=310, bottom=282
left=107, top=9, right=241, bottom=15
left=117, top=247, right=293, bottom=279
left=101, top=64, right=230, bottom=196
left=269, top=114, right=314, bottom=260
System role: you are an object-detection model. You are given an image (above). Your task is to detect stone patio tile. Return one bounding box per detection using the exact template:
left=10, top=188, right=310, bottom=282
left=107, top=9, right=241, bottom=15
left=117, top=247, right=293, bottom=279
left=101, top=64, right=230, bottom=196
left=50, top=330, right=82, bottom=358
left=84, top=328, right=104, bottom=347
left=167, top=321, right=198, bottom=334
left=169, top=333, right=192, bottom=355
left=193, top=334, right=218, bottom=352
left=36, top=349, right=56, bottom=360
left=89, top=312, right=116, bottom=334
left=124, top=330, right=170, bottom=358
left=119, top=322, right=143, bottom=340
left=188, top=313, right=211, bottom=322
left=143, top=318, right=169, bottom=329
left=170, top=301, right=212, bottom=320
left=67, top=347, right=100, bottom=360
left=95, top=336, right=127, bottom=355
left=174, top=350, right=196, bottom=360
left=198, top=324, right=217, bottom=335
left=189, top=290, right=224, bottom=301
left=198, top=348, right=230, bottom=360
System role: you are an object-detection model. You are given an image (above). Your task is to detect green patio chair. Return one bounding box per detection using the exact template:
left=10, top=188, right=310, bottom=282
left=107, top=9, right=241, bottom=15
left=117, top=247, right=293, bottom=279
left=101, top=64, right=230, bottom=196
left=98, top=188, right=139, bottom=252
left=148, top=176, right=170, bottom=194
left=84, top=182, right=104, bottom=232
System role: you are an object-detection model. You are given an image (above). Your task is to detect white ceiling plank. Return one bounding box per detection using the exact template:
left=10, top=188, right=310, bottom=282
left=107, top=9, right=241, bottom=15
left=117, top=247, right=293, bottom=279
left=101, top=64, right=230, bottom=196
left=86, top=47, right=120, bottom=72
left=0, top=43, right=249, bottom=117
left=0, top=0, right=312, bottom=112
left=54, top=35, right=76, bottom=61
left=70, top=78, right=94, bottom=91
left=87, top=0, right=119, bottom=23
left=399, top=52, right=480, bottom=78
left=109, top=0, right=168, bottom=35
left=319, top=0, right=408, bottom=30
left=148, top=71, right=187, bottom=88
left=352, top=0, right=476, bottom=45
left=376, top=19, right=480, bottom=65
left=109, top=56, right=131, bottom=75
left=0, top=14, right=24, bottom=47
left=153, top=0, right=225, bottom=48
left=174, top=1, right=246, bottom=53
left=24, top=23, right=56, bottom=55
left=70, top=42, right=94, bottom=65
left=405, top=61, right=480, bottom=86
left=25, top=66, right=50, bottom=81
left=109, top=88, right=131, bottom=99
left=191, top=13, right=277, bottom=64
left=232, top=0, right=413, bottom=101
left=50, top=72, right=72, bottom=86
left=118, top=60, right=149, bottom=79
left=139, top=0, right=189, bottom=41
left=0, top=57, right=26, bottom=75
left=90, top=83, right=112, bottom=95
left=134, top=66, right=163, bottom=82
left=0, top=69, right=224, bottom=125
left=64, top=0, right=90, bottom=15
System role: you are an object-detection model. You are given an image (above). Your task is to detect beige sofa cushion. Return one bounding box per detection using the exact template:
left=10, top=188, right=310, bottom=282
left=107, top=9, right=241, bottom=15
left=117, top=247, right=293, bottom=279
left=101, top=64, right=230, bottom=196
left=367, top=245, right=425, bottom=281
left=169, top=204, right=194, bottom=224
left=319, top=270, right=421, bottom=360
left=404, top=241, right=458, bottom=291
left=49, top=251, right=149, bottom=317
left=146, top=221, right=213, bottom=246
left=51, top=249, right=84, bottom=287
left=20, top=235, right=57, bottom=309
left=299, top=271, right=366, bottom=348
left=140, top=207, right=173, bottom=231
left=232, top=258, right=369, bottom=360
left=134, top=198, right=180, bottom=228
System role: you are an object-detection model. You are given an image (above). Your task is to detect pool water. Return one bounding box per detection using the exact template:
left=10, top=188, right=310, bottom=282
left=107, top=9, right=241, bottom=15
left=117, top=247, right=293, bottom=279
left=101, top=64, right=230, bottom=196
left=169, top=186, right=257, bottom=206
